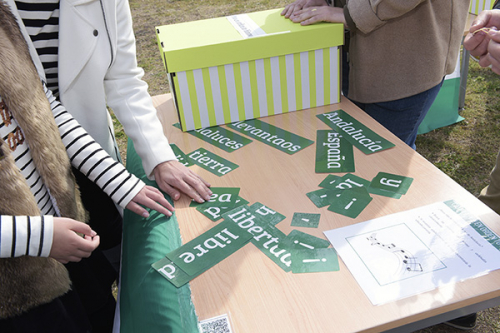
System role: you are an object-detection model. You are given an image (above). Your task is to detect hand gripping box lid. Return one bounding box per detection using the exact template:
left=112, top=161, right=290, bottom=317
left=156, top=8, right=344, bottom=131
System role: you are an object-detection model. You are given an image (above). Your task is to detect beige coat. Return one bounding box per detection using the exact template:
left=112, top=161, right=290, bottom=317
left=337, top=0, right=470, bottom=103
left=0, top=2, right=87, bottom=318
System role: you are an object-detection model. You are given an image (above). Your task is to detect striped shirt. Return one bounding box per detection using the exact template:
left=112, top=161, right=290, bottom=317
left=0, top=84, right=144, bottom=258
left=15, top=0, right=60, bottom=95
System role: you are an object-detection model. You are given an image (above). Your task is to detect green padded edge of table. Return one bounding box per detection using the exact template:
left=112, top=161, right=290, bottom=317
left=119, top=140, right=198, bottom=333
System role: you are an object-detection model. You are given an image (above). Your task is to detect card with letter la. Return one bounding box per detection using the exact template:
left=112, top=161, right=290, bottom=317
left=165, top=220, right=252, bottom=276
left=190, top=187, right=241, bottom=208
left=370, top=172, right=414, bottom=195
left=291, top=248, right=339, bottom=274
left=327, top=186, right=373, bottom=219
left=282, top=229, right=331, bottom=250
left=196, top=196, right=249, bottom=222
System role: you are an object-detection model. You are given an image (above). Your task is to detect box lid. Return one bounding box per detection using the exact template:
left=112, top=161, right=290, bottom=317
left=156, top=8, right=344, bottom=73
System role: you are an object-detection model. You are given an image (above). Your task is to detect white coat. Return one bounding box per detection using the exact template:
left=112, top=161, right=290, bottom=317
left=6, top=0, right=175, bottom=177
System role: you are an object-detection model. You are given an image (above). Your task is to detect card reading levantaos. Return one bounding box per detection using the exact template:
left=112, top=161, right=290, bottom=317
left=228, top=119, right=314, bottom=155
left=317, top=110, right=395, bottom=154
left=291, top=248, right=339, bottom=274
left=282, top=229, right=331, bottom=250
left=327, top=186, right=373, bottom=219
left=165, top=220, right=252, bottom=276
left=197, top=196, right=249, bottom=222
left=315, top=130, right=354, bottom=173
left=186, top=147, right=239, bottom=176
left=190, top=187, right=240, bottom=208
left=291, top=212, right=321, bottom=228
left=370, top=172, right=414, bottom=195
left=152, top=257, right=192, bottom=288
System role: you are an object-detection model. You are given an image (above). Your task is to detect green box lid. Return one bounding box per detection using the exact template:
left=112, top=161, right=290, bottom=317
left=156, top=8, right=344, bottom=73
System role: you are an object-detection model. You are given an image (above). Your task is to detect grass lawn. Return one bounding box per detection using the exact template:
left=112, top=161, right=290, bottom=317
left=123, top=1, right=500, bottom=331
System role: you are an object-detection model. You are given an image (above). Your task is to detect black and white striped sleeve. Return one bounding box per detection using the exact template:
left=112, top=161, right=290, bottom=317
left=44, top=84, right=145, bottom=208
left=0, top=215, right=53, bottom=258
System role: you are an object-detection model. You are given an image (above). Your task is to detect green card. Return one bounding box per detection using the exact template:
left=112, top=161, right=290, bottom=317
left=248, top=202, right=286, bottom=226
left=327, top=186, right=373, bottom=218
left=291, top=248, right=339, bottom=274
left=170, top=144, right=193, bottom=167
left=315, top=130, right=354, bottom=173
left=166, top=220, right=252, bottom=276
left=196, top=196, right=249, bottom=222
left=250, top=223, right=292, bottom=272
left=282, top=229, right=331, bottom=250
left=173, top=123, right=252, bottom=152
left=370, top=172, right=414, bottom=195
left=291, top=213, right=321, bottom=228
left=152, top=257, right=192, bottom=288
left=227, top=119, right=314, bottom=155
left=317, top=110, right=395, bottom=154
left=333, top=173, right=370, bottom=190
left=306, top=188, right=342, bottom=208
left=186, top=147, right=239, bottom=176
left=190, top=187, right=240, bottom=208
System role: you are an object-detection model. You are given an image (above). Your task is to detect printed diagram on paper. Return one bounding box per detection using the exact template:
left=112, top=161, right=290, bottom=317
left=346, top=224, right=446, bottom=286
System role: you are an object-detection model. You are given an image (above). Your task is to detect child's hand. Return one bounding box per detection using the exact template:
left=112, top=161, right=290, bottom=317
left=50, top=218, right=99, bottom=264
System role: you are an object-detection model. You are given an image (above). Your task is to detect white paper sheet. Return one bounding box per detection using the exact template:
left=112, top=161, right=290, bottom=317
left=324, top=200, right=500, bottom=305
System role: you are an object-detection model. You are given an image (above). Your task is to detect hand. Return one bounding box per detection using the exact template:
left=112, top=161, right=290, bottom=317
left=464, top=10, right=500, bottom=58
left=289, top=6, right=346, bottom=26
left=153, top=160, right=212, bottom=203
left=126, top=185, right=174, bottom=217
left=281, top=0, right=328, bottom=19
left=50, top=217, right=100, bottom=264
left=480, top=29, right=500, bottom=74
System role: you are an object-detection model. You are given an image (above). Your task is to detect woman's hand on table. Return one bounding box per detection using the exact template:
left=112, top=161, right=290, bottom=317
left=126, top=185, right=174, bottom=218
left=153, top=160, right=212, bottom=204
left=288, top=6, right=346, bottom=26
left=281, top=0, right=328, bottom=19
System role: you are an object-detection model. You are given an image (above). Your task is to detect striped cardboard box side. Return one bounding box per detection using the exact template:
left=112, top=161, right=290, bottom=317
left=172, top=46, right=340, bottom=131
left=470, top=0, right=494, bottom=14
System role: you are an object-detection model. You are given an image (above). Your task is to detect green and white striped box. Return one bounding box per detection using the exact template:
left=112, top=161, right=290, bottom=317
left=470, top=0, right=495, bottom=14
left=156, top=8, right=344, bottom=131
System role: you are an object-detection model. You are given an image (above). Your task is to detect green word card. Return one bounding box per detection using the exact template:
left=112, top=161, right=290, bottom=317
left=227, top=119, right=314, bottom=155
left=190, top=187, right=240, bottom=208
left=197, top=196, right=249, bottom=222
left=174, top=123, right=252, bottom=152
left=315, top=130, right=354, bottom=173
left=370, top=172, right=414, bottom=195
left=291, top=213, right=321, bottom=228
left=250, top=223, right=292, bottom=272
left=248, top=202, right=286, bottom=226
left=166, top=220, right=252, bottom=276
left=170, top=144, right=193, bottom=167
left=186, top=147, right=239, bottom=176
left=317, top=110, right=395, bottom=154
left=152, top=257, right=192, bottom=288
left=291, top=248, right=339, bottom=274
left=322, top=173, right=402, bottom=199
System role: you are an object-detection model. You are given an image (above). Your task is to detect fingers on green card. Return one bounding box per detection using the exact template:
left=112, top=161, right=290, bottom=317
left=291, top=212, right=321, bottom=228
left=370, top=172, right=413, bottom=195
left=291, top=248, right=339, bottom=274
left=190, top=187, right=241, bottom=208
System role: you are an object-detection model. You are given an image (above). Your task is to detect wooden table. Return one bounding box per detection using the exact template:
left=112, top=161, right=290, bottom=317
left=123, top=93, right=500, bottom=333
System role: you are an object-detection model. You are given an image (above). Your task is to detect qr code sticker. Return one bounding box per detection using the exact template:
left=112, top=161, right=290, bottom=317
left=198, top=313, right=233, bottom=333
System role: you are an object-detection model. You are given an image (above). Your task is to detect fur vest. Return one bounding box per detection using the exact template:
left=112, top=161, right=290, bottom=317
left=0, top=1, right=87, bottom=318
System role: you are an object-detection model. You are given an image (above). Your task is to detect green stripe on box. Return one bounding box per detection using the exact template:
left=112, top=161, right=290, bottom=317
left=263, top=58, right=274, bottom=116
left=217, top=65, right=232, bottom=124
left=309, top=50, right=316, bottom=108
left=172, top=74, right=186, bottom=130
left=279, top=55, right=289, bottom=113
left=186, top=70, right=201, bottom=129
left=201, top=67, right=217, bottom=127
left=248, top=60, right=261, bottom=118
left=323, top=48, right=330, bottom=105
